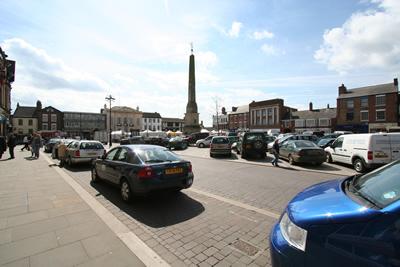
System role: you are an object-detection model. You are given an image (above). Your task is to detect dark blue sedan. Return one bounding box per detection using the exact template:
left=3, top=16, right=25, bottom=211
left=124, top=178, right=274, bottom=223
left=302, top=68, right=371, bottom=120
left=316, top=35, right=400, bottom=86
left=91, top=145, right=194, bottom=202
left=270, top=160, right=400, bottom=267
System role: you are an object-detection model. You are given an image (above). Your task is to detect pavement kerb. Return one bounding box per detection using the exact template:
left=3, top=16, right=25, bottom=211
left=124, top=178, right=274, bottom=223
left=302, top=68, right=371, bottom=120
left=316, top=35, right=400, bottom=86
left=41, top=152, right=170, bottom=267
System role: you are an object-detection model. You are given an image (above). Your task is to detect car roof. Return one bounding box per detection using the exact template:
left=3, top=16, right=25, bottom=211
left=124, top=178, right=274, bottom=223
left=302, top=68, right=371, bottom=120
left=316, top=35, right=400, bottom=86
left=121, top=144, right=166, bottom=150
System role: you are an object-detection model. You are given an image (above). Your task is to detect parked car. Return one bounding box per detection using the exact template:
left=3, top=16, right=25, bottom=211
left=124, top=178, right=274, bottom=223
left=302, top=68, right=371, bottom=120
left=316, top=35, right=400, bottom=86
left=196, top=135, right=214, bottom=148
left=319, top=133, right=342, bottom=140
left=167, top=137, right=188, bottom=150
left=268, top=134, right=319, bottom=151
left=120, top=136, right=145, bottom=145
left=270, top=160, right=400, bottom=267
left=237, top=132, right=267, bottom=159
left=227, top=136, right=239, bottom=144
left=52, top=139, right=75, bottom=159
left=44, top=138, right=61, bottom=153
left=325, top=133, right=400, bottom=172
left=210, top=136, right=231, bottom=157
left=65, top=140, right=105, bottom=166
left=264, top=134, right=276, bottom=145
left=316, top=137, right=336, bottom=149
left=186, top=132, right=210, bottom=144
left=91, top=145, right=194, bottom=202
left=279, top=140, right=326, bottom=165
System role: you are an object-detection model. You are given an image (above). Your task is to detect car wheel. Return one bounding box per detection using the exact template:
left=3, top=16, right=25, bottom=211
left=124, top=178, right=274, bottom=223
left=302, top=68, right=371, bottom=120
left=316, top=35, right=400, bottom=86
left=120, top=179, right=133, bottom=203
left=353, top=158, right=366, bottom=173
left=91, top=167, right=99, bottom=183
left=288, top=155, right=295, bottom=165
left=241, top=151, right=247, bottom=159
left=326, top=153, right=333, bottom=163
left=227, top=152, right=232, bottom=157
left=199, top=143, right=205, bottom=148
left=210, top=153, right=214, bottom=158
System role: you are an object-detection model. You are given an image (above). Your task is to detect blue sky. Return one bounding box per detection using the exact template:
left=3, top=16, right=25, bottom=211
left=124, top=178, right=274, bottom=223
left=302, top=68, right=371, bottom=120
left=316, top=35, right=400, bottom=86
left=1, top=0, right=399, bottom=126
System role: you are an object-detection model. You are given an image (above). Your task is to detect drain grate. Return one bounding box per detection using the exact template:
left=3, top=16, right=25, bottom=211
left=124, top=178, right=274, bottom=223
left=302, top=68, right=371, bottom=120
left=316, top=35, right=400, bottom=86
left=231, top=239, right=259, bottom=256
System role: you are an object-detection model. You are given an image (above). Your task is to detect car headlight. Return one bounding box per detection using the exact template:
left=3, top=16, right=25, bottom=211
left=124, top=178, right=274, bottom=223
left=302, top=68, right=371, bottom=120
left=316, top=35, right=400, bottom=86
left=279, top=212, right=307, bottom=251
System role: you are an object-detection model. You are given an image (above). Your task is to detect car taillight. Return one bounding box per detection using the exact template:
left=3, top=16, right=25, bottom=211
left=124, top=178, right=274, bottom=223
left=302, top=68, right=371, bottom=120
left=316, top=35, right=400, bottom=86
left=138, top=166, right=154, bottom=180
left=298, top=150, right=305, bottom=156
left=187, top=162, right=192, bottom=173
left=368, top=151, right=373, bottom=160
left=75, top=150, right=80, bottom=157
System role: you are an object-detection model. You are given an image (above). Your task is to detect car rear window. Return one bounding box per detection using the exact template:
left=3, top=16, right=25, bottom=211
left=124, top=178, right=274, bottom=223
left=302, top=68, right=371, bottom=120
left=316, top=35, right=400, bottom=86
left=293, top=140, right=318, bottom=148
left=245, top=134, right=264, bottom=141
left=80, top=142, right=104, bottom=150
left=212, top=137, right=229, bottom=144
left=137, top=148, right=181, bottom=163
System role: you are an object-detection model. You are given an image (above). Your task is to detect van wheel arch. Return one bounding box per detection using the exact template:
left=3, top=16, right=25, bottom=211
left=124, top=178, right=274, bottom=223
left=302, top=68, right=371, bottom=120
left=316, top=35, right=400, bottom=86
left=352, top=157, right=367, bottom=173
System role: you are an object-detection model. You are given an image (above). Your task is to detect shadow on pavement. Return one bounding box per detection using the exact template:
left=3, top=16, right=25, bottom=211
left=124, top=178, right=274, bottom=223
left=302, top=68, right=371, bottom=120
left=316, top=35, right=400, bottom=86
left=63, top=163, right=92, bottom=172
left=91, top=181, right=205, bottom=228
left=23, top=156, right=37, bottom=161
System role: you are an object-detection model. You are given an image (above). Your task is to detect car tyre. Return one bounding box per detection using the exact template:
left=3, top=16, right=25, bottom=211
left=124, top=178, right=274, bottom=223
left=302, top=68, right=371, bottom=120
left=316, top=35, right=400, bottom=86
left=91, top=167, right=99, bottom=183
left=210, top=152, right=214, bottom=158
left=120, top=179, right=133, bottom=203
left=288, top=155, right=295, bottom=165
left=353, top=158, right=366, bottom=173
left=199, top=143, right=205, bottom=148
left=326, top=153, right=333, bottom=163
left=241, top=151, right=247, bottom=159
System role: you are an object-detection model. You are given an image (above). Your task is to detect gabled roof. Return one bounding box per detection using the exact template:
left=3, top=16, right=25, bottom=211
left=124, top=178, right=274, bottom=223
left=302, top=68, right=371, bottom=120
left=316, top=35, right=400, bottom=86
left=13, top=106, right=38, bottom=118
left=338, top=83, right=398, bottom=99
left=228, top=105, right=249, bottom=115
left=110, top=106, right=141, bottom=113
left=41, top=106, right=62, bottom=113
left=142, top=112, right=162, bottom=118
left=290, top=108, right=337, bottom=120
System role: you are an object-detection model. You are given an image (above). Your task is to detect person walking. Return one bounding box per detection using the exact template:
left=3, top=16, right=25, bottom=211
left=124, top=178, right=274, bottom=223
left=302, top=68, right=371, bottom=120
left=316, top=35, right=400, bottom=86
left=31, top=133, right=42, bottom=159
left=271, top=139, right=280, bottom=167
left=21, top=135, right=30, bottom=151
left=0, top=135, right=6, bottom=159
left=7, top=132, right=16, bottom=159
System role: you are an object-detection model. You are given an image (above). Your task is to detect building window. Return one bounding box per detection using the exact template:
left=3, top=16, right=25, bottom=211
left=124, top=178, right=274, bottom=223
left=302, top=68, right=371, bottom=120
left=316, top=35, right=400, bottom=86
left=360, top=111, right=369, bottom=121
left=376, top=95, right=386, bottom=107
left=347, top=99, right=354, bottom=109
left=306, top=119, right=316, bottom=127
left=117, top=117, right=121, bottom=124
left=256, top=110, right=261, bottom=125
left=319, top=119, right=329, bottom=127
left=18, top=119, right=23, bottom=126
left=346, top=112, right=354, bottom=121
left=51, top=123, right=57, bottom=130
left=360, top=96, right=368, bottom=109
left=261, top=109, right=266, bottom=125
left=28, top=119, right=33, bottom=126
left=376, top=109, right=386, bottom=121
left=42, top=123, right=48, bottom=130
left=42, top=114, right=48, bottom=122
left=267, top=108, right=273, bottom=125
left=295, top=119, right=305, bottom=127
left=51, top=114, right=57, bottom=122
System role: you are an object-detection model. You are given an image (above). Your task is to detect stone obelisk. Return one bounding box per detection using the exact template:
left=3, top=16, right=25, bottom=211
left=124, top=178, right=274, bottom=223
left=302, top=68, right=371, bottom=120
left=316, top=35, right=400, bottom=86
left=183, top=45, right=201, bottom=134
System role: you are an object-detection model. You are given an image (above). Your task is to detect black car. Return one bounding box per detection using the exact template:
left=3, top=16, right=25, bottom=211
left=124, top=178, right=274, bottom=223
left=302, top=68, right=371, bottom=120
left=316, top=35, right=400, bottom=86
left=236, top=132, right=267, bottom=159
left=186, top=132, right=210, bottom=144
left=167, top=137, right=188, bottom=150
left=279, top=140, right=326, bottom=165
left=91, top=145, right=194, bottom=202
left=44, top=138, right=61, bottom=153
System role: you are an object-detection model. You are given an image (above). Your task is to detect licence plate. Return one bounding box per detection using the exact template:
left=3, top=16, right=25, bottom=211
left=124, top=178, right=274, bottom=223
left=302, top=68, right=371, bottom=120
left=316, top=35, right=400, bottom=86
left=165, top=168, right=183, bottom=175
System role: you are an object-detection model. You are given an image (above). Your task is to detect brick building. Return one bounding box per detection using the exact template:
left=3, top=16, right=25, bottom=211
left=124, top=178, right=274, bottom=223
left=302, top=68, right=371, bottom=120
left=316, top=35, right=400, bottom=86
left=228, top=105, right=249, bottom=131
left=336, top=78, right=399, bottom=133
left=38, top=103, right=64, bottom=132
left=249, top=98, right=296, bottom=132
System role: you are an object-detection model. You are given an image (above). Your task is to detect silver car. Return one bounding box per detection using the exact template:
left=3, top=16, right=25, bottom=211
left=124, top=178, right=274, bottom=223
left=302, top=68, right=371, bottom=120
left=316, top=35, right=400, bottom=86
left=210, top=136, right=231, bottom=157
left=65, top=140, right=105, bottom=166
left=196, top=135, right=214, bottom=148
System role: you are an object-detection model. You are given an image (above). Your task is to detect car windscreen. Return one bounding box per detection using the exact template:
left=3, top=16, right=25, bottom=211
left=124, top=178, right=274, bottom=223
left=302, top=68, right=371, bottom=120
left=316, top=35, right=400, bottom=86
left=353, top=160, right=400, bottom=208
left=212, top=137, right=229, bottom=144
left=136, top=148, right=181, bottom=163
left=80, top=142, right=104, bottom=150
left=317, top=138, right=333, bottom=146
left=293, top=141, right=318, bottom=148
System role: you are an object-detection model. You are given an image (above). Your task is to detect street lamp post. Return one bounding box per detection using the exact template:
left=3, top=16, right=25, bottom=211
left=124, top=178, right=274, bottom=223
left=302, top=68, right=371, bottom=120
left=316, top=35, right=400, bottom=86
left=105, top=94, right=115, bottom=147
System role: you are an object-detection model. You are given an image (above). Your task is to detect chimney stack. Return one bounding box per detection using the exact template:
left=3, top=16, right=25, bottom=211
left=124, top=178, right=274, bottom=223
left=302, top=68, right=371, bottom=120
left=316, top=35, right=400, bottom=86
left=394, top=78, right=398, bottom=86
left=327, top=104, right=330, bottom=109
left=309, top=102, right=313, bottom=111
left=232, top=106, right=238, bottom=112
left=221, top=107, right=226, bottom=115
left=338, top=84, right=347, bottom=95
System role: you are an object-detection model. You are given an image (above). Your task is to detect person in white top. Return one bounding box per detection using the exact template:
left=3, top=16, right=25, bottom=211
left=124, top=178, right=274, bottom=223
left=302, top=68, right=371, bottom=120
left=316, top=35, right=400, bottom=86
left=21, top=135, right=30, bottom=151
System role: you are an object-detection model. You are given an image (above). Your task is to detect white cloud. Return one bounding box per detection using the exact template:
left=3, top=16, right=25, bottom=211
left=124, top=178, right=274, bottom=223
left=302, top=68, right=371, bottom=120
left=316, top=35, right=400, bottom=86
left=2, top=38, right=108, bottom=92
left=228, top=21, right=243, bottom=38
left=314, top=0, right=400, bottom=73
left=261, top=44, right=284, bottom=56
left=252, top=30, right=274, bottom=40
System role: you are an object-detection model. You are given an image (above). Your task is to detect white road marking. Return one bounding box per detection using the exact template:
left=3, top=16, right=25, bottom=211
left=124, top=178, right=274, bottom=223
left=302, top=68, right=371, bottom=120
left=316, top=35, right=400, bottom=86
left=188, top=188, right=280, bottom=219
left=229, top=210, right=258, bottom=223
left=42, top=153, right=170, bottom=267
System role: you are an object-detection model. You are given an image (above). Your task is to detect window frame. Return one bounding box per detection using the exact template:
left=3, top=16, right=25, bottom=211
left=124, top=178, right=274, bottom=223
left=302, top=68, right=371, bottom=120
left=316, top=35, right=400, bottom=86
left=376, top=109, right=386, bottom=121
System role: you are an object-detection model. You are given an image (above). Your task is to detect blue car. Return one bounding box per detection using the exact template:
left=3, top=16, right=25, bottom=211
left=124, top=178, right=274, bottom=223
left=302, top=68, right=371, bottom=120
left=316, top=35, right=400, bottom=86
left=270, top=160, right=400, bottom=267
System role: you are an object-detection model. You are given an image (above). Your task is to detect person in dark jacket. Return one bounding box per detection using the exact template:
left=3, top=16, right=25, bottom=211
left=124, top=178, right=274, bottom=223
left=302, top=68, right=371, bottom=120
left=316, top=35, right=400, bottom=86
left=0, top=136, right=6, bottom=159
left=271, top=139, right=280, bottom=167
left=7, top=133, right=16, bottom=159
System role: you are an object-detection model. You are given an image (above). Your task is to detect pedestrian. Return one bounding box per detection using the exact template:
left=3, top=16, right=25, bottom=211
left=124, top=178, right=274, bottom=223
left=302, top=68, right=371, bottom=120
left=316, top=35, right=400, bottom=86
left=31, top=133, right=42, bottom=159
left=271, top=139, right=280, bottom=167
left=21, top=135, right=30, bottom=151
left=0, top=135, right=6, bottom=159
left=7, top=132, right=16, bottom=159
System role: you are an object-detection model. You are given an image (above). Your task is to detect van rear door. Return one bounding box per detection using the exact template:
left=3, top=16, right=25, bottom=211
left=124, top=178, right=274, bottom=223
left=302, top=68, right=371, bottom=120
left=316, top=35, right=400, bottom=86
left=371, top=134, right=391, bottom=164
left=388, top=133, right=400, bottom=161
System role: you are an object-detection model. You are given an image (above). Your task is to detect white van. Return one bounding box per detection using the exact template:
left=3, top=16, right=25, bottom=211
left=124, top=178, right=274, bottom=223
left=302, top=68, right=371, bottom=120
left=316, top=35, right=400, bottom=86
left=325, top=133, right=400, bottom=172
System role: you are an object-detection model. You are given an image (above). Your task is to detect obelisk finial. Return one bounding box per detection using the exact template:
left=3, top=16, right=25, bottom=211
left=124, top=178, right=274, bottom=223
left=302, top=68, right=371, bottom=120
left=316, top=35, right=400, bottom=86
left=190, top=42, right=193, bottom=54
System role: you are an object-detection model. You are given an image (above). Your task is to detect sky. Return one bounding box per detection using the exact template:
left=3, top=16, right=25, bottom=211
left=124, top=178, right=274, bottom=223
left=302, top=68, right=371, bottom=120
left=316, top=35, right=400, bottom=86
left=1, top=0, right=399, bottom=126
